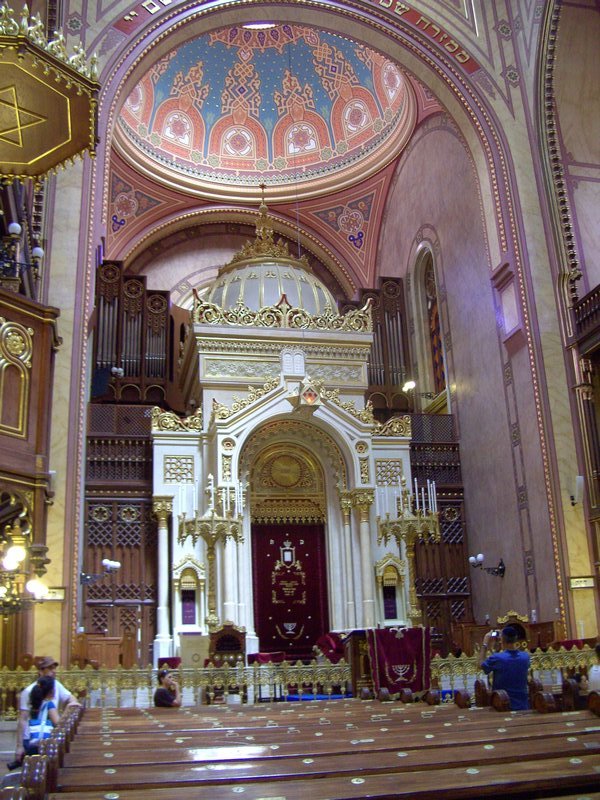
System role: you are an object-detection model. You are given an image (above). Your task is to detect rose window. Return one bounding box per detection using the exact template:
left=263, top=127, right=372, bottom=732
left=287, top=124, right=317, bottom=155
left=164, top=112, right=191, bottom=145
left=343, top=101, right=370, bottom=135
left=224, top=127, right=253, bottom=157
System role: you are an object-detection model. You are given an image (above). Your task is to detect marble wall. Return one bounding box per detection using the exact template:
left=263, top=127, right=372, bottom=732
left=378, top=115, right=559, bottom=624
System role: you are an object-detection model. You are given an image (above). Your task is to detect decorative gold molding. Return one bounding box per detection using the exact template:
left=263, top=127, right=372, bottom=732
left=0, top=317, right=33, bottom=439
left=251, top=497, right=325, bottom=524
left=240, top=418, right=347, bottom=490
left=374, top=553, right=406, bottom=586
left=173, top=554, right=205, bottom=576
left=375, top=415, right=412, bottom=437
left=211, top=378, right=279, bottom=421
left=221, top=454, right=232, bottom=482
left=320, top=387, right=376, bottom=424
left=375, top=459, right=404, bottom=487
left=0, top=5, right=99, bottom=184
left=152, top=406, right=203, bottom=432
left=164, top=456, right=194, bottom=483
left=431, top=644, right=596, bottom=684
left=359, top=458, right=370, bottom=484
left=193, top=296, right=372, bottom=333
left=497, top=610, right=529, bottom=625
left=0, top=6, right=97, bottom=80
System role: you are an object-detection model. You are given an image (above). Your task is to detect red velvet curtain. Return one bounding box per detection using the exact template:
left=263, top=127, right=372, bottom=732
left=251, top=523, right=330, bottom=659
left=366, top=627, right=432, bottom=693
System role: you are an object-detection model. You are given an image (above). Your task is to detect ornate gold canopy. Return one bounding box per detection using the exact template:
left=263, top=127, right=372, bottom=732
left=0, top=5, right=99, bottom=184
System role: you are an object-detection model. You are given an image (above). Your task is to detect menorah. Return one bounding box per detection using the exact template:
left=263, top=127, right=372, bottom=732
left=377, top=475, right=440, bottom=625
left=178, top=475, right=245, bottom=630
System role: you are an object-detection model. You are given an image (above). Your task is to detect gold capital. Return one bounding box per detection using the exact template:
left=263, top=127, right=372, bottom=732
left=350, top=489, right=375, bottom=511
left=152, top=496, right=173, bottom=523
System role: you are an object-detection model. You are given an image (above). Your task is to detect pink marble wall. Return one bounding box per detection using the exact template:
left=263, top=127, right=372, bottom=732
left=378, top=115, right=559, bottom=624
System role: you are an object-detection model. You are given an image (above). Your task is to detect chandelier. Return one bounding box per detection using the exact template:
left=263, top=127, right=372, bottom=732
left=0, top=514, right=50, bottom=618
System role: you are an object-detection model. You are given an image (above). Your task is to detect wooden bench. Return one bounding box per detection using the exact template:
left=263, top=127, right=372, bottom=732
left=36, top=701, right=600, bottom=800
left=46, top=755, right=600, bottom=800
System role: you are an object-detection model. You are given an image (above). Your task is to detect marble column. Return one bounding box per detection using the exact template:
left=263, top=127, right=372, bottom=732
left=222, top=536, right=238, bottom=624
left=152, top=496, right=173, bottom=663
left=339, top=491, right=356, bottom=630
left=352, top=489, right=376, bottom=628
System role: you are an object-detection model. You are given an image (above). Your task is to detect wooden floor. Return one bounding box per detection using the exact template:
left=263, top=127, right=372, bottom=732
left=46, top=699, right=600, bottom=799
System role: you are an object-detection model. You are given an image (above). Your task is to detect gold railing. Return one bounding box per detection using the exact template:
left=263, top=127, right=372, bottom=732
left=431, top=644, right=597, bottom=694
left=1, top=646, right=593, bottom=717
left=0, top=659, right=352, bottom=718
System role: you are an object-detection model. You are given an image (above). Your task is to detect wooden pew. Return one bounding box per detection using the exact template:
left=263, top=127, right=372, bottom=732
left=44, top=701, right=600, bottom=799
left=46, top=755, right=600, bottom=800
left=53, top=732, right=600, bottom=792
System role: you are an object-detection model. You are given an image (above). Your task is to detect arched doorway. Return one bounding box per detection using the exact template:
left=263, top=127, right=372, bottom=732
left=249, top=446, right=330, bottom=659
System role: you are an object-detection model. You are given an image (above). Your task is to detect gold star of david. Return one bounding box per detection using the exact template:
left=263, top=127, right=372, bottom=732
left=0, top=85, right=46, bottom=147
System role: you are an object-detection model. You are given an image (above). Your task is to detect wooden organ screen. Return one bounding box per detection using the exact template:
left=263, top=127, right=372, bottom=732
left=93, top=261, right=170, bottom=404
left=340, top=277, right=411, bottom=422
left=83, top=403, right=157, bottom=666
left=410, top=413, right=473, bottom=655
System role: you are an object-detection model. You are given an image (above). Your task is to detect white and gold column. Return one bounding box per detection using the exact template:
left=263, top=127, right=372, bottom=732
left=152, top=496, right=173, bottom=661
left=352, top=489, right=376, bottom=628
left=339, top=490, right=357, bottom=630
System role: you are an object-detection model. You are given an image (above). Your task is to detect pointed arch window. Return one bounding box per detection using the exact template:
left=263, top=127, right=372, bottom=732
left=424, top=257, right=446, bottom=395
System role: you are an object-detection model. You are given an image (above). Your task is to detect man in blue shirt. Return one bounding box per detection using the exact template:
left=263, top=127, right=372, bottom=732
left=479, top=625, right=530, bottom=710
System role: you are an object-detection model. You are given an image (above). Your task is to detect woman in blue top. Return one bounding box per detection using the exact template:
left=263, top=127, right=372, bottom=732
left=26, top=676, right=60, bottom=755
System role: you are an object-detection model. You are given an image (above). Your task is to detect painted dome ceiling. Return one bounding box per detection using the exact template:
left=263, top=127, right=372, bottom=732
left=117, top=24, right=416, bottom=201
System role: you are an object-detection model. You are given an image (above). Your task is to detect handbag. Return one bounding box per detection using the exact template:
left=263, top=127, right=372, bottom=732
left=29, top=701, right=53, bottom=743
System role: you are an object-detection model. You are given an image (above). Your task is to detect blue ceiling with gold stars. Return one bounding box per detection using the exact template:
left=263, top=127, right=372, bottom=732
left=118, top=24, right=415, bottom=199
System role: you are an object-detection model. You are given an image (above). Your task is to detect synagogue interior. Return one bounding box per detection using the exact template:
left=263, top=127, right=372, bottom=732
left=0, top=0, right=598, bottom=689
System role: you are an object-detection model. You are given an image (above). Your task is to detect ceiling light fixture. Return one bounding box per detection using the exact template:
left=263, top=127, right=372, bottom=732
left=242, top=22, right=277, bottom=30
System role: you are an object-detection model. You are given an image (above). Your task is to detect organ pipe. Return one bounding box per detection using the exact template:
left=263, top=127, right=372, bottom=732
left=92, top=262, right=170, bottom=401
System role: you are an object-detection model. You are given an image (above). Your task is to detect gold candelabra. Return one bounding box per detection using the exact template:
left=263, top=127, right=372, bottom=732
left=377, top=476, right=440, bottom=625
left=178, top=481, right=244, bottom=631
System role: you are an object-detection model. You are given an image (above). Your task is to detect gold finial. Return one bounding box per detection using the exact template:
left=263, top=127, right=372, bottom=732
left=223, top=185, right=309, bottom=268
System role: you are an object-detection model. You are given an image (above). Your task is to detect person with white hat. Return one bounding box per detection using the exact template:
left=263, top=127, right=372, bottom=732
left=13, top=656, right=80, bottom=763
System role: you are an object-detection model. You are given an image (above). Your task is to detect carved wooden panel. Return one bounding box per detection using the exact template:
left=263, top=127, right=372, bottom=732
left=82, top=498, right=157, bottom=666
left=0, top=290, right=60, bottom=664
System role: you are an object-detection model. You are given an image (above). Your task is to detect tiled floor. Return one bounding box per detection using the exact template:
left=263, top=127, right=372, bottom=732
left=0, top=721, right=17, bottom=775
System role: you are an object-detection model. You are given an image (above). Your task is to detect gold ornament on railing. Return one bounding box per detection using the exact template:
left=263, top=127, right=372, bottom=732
left=377, top=475, right=440, bottom=625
